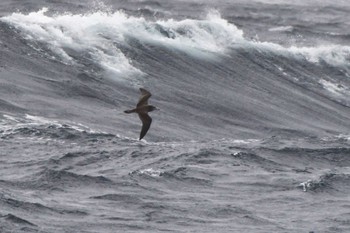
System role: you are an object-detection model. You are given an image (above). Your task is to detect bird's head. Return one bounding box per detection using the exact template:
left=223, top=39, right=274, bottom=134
left=149, top=105, right=159, bottom=112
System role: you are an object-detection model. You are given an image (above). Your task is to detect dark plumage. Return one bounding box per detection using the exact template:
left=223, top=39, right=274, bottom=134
left=124, top=88, right=158, bottom=140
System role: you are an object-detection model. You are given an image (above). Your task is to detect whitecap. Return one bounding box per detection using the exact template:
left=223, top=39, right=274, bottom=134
left=319, top=80, right=348, bottom=96
left=2, top=7, right=349, bottom=72
left=268, top=25, right=294, bottom=32
left=1, top=8, right=142, bottom=79
left=298, top=180, right=313, bottom=192
left=134, top=168, right=163, bottom=177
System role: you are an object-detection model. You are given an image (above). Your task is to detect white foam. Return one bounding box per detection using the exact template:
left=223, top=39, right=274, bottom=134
left=1, top=8, right=142, bottom=78
left=268, top=25, right=294, bottom=32
left=319, top=80, right=347, bottom=96
left=0, top=8, right=245, bottom=62
left=3, top=114, right=20, bottom=122
left=335, top=134, right=350, bottom=141
left=1, top=114, right=109, bottom=138
left=2, top=7, right=349, bottom=71
left=287, top=45, right=350, bottom=66
left=156, top=9, right=245, bottom=55
left=299, top=180, right=313, bottom=192
left=0, top=114, right=58, bottom=134
left=213, top=138, right=261, bottom=145
left=137, top=168, right=163, bottom=177
left=25, top=114, right=62, bottom=126
left=245, top=40, right=350, bottom=67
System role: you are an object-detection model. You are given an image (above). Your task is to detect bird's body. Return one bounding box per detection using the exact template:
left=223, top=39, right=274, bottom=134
left=124, top=88, right=158, bottom=140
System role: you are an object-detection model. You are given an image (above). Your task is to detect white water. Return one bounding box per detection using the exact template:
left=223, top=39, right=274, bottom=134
left=1, top=7, right=350, bottom=74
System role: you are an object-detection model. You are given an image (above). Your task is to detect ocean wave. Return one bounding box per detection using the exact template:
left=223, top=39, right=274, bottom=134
left=0, top=214, right=36, bottom=226
left=91, top=193, right=143, bottom=204
left=130, top=168, right=164, bottom=177
left=0, top=195, right=57, bottom=216
left=231, top=152, right=284, bottom=171
left=1, top=7, right=350, bottom=75
left=299, top=172, right=350, bottom=193
left=0, top=8, right=142, bottom=79
left=130, top=166, right=212, bottom=186
left=161, top=167, right=213, bottom=186
left=0, top=8, right=244, bottom=59
left=243, top=39, right=350, bottom=67
left=0, top=114, right=115, bottom=141
left=0, top=99, right=25, bottom=113
left=268, top=25, right=294, bottom=32
left=12, top=168, right=114, bottom=191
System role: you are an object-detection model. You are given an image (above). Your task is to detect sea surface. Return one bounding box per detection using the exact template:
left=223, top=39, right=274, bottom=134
left=1, top=0, right=350, bottom=232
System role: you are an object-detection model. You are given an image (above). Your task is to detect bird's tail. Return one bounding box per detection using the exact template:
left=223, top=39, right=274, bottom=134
left=124, top=109, right=136, bottom=114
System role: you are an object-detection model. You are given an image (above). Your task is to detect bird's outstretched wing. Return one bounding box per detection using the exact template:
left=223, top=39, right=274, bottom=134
left=138, top=113, right=152, bottom=140
left=137, top=88, right=152, bottom=107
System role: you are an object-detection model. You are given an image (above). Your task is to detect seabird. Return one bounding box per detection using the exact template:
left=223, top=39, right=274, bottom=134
left=124, top=88, right=158, bottom=140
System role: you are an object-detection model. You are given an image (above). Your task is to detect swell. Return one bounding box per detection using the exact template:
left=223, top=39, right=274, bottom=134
left=10, top=169, right=114, bottom=191
left=0, top=214, right=36, bottom=226
left=0, top=8, right=350, bottom=141
left=2, top=8, right=350, bottom=70
left=0, top=99, right=25, bottom=114
left=0, top=195, right=60, bottom=216
left=0, top=114, right=116, bottom=141
left=262, top=146, right=350, bottom=168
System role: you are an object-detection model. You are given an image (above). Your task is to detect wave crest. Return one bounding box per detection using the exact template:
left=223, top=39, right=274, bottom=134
left=1, top=7, right=349, bottom=79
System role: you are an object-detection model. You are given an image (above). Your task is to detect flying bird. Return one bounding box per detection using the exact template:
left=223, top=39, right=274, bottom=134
left=124, top=88, right=158, bottom=140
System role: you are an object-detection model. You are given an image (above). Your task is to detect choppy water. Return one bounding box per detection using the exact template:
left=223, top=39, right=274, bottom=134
left=1, top=0, right=350, bottom=232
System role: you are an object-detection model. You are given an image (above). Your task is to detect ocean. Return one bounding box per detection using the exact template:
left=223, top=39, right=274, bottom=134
left=1, top=0, right=350, bottom=232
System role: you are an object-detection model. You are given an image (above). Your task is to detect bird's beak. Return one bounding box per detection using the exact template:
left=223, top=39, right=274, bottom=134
left=155, top=107, right=160, bottom=111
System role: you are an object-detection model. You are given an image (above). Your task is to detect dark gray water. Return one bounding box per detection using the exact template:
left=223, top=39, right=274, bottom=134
left=1, top=0, right=350, bottom=232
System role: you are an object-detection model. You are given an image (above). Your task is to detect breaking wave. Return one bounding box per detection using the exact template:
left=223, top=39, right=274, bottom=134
left=2, top=7, right=350, bottom=78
